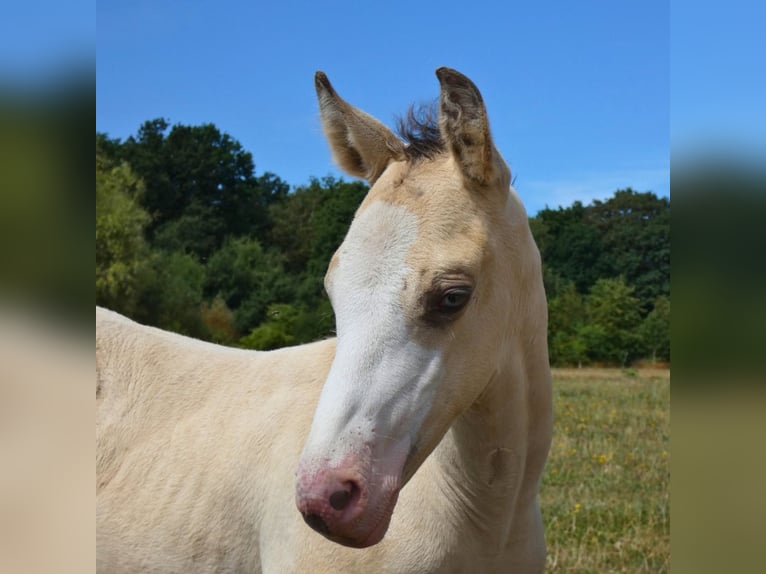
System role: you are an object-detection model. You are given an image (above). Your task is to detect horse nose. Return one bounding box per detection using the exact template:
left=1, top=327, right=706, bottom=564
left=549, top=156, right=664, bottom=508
left=296, top=471, right=365, bottom=537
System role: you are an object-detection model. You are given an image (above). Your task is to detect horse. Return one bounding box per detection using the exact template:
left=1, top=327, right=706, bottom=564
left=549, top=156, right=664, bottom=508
left=96, top=67, right=553, bottom=573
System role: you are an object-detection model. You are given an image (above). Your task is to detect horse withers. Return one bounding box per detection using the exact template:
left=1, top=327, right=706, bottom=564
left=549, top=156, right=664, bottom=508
left=97, top=68, right=552, bottom=573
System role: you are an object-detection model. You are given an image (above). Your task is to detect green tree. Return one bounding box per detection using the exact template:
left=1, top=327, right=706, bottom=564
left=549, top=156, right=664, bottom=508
left=133, top=250, right=207, bottom=337
left=269, top=176, right=368, bottom=273
left=588, top=189, right=670, bottom=312
left=584, top=277, right=643, bottom=365
left=104, top=120, right=288, bottom=259
left=239, top=303, right=300, bottom=350
left=534, top=189, right=669, bottom=313
left=639, top=295, right=670, bottom=363
left=152, top=212, right=225, bottom=260
left=547, top=282, right=588, bottom=366
left=528, top=216, right=565, bottom=299
left=95, top=152, right=149, bottom=315
left=239, top=300, right=335, bottom=350
left=204, top=237, right=291, bottom=333
left=535, top=201, right=604, bottom=294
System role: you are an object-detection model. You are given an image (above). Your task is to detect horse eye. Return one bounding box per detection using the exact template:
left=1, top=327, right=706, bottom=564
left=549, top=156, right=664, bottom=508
left=438, top=288, right=471, bottom=312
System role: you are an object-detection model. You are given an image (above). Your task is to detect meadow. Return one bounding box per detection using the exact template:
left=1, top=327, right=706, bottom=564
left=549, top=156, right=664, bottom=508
left=541, top=368, right=670, bottom=573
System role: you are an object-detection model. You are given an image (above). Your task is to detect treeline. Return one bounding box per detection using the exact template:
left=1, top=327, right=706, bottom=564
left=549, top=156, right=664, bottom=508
left=96, top=119, right=669, bottom=366
left=532, top=190, right=670, bottom=366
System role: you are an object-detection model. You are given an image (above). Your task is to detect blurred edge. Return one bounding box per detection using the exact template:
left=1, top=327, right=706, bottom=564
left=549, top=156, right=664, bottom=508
left=0, top=66, right=94, bottom=330
left=672, top=159, right=766, bottom=574
left=0, top=8, right=94, bottom=568
left=0, top=307, right=93, bottom=574
left=671, top=0, right=766, bottom=570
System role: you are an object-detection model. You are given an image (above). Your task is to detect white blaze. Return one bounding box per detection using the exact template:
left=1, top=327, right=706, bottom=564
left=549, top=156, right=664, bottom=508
left=301, top=201, right=443, bottom=472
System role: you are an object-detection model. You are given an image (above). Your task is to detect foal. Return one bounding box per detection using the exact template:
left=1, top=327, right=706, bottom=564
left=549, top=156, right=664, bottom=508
left=96, top=68, right=552, bottom=573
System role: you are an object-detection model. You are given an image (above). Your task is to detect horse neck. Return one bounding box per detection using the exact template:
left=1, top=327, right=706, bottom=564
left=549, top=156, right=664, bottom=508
left=432, top=287, right=553, bottom=548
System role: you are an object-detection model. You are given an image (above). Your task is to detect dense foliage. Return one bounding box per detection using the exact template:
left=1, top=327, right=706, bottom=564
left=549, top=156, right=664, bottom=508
left=532, top=189, right=670, bottom=365
left=96, top=120, right=670, bottom=366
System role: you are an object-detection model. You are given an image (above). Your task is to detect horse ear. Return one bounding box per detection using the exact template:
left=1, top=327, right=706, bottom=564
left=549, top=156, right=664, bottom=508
left=315, top=72, right=405, bottom=184
left=436, top=67, right=509, bottom=188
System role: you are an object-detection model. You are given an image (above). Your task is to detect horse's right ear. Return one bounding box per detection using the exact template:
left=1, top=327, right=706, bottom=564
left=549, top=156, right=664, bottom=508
left=436, top=67, right=509, bottom=189
left=315, top=72, right=405, bottom=184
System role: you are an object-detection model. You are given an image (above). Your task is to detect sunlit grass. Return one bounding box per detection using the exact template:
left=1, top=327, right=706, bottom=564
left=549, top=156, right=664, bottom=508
left=541, top=368, right=670, bottom=573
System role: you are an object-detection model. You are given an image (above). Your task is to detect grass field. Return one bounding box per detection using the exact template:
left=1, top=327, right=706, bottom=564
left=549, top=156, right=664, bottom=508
left=541, top=368, right=670, bottom=573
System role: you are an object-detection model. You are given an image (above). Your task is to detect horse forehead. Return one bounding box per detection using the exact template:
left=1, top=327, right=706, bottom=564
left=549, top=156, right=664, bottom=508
left=334, top=200, right=419, bottom=288
left=338, top=164, right=489, bottom=273
left=360, top=160, right=486, bottom=234
left=362, top=158, right=468, bottom=212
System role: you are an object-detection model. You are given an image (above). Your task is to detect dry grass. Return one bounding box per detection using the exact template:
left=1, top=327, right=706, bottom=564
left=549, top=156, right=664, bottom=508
left=541, top=368, right=670, bottom=573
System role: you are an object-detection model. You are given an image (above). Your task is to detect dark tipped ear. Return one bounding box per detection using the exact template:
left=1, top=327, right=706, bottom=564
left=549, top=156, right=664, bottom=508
left=315, top=71, right=405, bottom=183
left=436, top=67, right=508, bottom=188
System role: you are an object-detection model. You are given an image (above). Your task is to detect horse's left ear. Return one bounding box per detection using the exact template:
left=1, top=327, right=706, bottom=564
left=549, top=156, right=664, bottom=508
left=315, top=71, right=406, bottom=184
left=436, top=67, right=510, bottom=189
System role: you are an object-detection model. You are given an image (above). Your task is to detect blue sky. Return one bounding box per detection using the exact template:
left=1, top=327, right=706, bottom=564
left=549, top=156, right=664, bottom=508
left=671, top=0, right=766, bottom=164
left=0, top=2, right=92, bottom=81
left=96, top=1, right=669, bottom=214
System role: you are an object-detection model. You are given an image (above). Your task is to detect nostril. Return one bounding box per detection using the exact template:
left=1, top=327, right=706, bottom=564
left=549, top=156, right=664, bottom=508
left=303, top=513, right=329, bottom=534
left=329, top=489, right=351, bottom=510
left=329, top=480, right=359, bottom=511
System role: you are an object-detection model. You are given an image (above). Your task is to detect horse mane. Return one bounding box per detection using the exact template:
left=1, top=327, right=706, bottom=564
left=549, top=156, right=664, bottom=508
left=396, top=102, right=445, bottom=161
